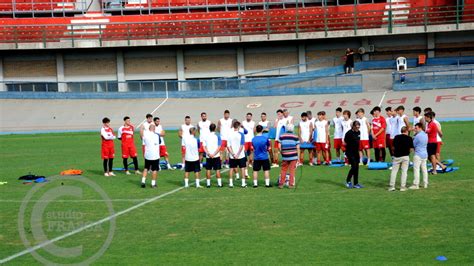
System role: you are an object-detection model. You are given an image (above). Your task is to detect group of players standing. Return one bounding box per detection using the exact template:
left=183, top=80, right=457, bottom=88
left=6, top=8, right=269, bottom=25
left=99, top=105, right=445, bottom=189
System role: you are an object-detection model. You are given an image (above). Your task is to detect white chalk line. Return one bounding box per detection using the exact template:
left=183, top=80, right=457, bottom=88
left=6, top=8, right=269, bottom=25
left=0, top=169, right=228, bottom=264
left=378, top=90, right=388, bottom=107
left=137, top=97, right=169, bottom=129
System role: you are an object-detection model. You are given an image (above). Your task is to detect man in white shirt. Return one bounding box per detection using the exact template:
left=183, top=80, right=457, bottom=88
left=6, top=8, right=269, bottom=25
left=202, top=123, right=222, bottom=188
left=139, top=113, right=153, bottom=156
left=332, top=107, right=344, bottom=160
left=385, top=107, right=395, bottom=157
left=395, top=105, right=411, bottom=135
left=227, top=120, right=247, bottom=188
left=218, top=110, right=232, bottom=168
left=183, top=127, right=201, bottom=188
left=283, top=109, right=294, bottom=125
left=356, top=108, right=371, bottom=164
left=153, top=117, right=173, bottom=170
left=273, top=109, right=286, bottom=167
left=314, top=111, right=330, bottom=165
left=141, top=124, right=160, bottom=188
left=179, top=116, right=193, bottom=165
left=341, top=110, right=353, bottom=165
left=298, top=112, right=314, bottom=166
left=242, top=113, right=256, bottom=177
left=197, top=112, right=212, bottom=164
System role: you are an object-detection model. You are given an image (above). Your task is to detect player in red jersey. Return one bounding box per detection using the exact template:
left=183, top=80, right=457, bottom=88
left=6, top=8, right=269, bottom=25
left=424, top=111, right=447, bottom=175
left=118, top=116, right=141, bottom=175
left=371, top=106, right=387, bottom=162
left=101, top=117, right=116, bottom=177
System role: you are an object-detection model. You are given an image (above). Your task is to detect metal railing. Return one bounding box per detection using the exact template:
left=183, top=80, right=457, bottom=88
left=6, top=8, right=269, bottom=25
left=0, top=0, right=88, bottom=16
left=0, top=4, right=473, bottom=47
left=392, top=67, right=474, bottom=91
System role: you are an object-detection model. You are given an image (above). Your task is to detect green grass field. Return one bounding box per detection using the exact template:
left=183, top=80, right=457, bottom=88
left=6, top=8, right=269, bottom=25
left=0, top=121, right=473, bottom=265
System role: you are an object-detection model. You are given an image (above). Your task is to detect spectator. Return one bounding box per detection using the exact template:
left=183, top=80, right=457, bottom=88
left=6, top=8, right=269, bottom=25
left=410, top=123, right=429, bottom=190
left=278, top=124, right=300, bottom=189
left=344, top=48, right=355, bottom=74
left=344, top=121, right=363, bottom=189
left=388, top=126, right=413, bottom=192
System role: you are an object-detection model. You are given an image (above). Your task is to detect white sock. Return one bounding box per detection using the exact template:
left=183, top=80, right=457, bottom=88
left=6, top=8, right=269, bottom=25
left=196, top=179, right=200, bottom=187
left=360, top=158, right=363, bottom=163
left=151, top=180, right=156, bottom=186
left=245, top=169, right=248, bottom=176
left=236, top=173, right=240, bottom=179
left=217, top=178, right=222, bottom=186
left=141, top=177, right=146, bottom=183
left=265, top=178, right=270, bottom=186
left=229, top=179, right=233, bottom=186
left=206, top=179, right=211, bottom=186
left=241, top=178, right=246, bottom=186
left=184, top=178, right=189, bottom=187
left=253, top=179, right=258, bottom=186
left=367, top=158, right=371, bottom=163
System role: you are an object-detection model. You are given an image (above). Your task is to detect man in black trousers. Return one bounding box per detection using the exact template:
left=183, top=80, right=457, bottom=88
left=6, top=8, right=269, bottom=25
left=344, top=120, right=363, bottom=189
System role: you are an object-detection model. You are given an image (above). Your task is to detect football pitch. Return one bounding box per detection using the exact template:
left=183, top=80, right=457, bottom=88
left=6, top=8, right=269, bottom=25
left=0, top=121, right=473, bottom=264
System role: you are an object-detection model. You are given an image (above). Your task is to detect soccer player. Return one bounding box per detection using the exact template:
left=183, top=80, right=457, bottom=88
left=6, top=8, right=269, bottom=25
left=141, top=124, right=160, bottom=188
left=252, top=125, right=272, bottom=188
left=424, top=111, right=447, bottom=175
left=371, top=106, right=387, bottom=162
left=395, top=105, right=411, bottom=135
left=227, top=120, right=247, bottom=188
left=356, top=108, right=371, bottom=165
left=242, top=113, right=256, bottom=177
left=179, top=116, right=193, bottom=165
left=202, top=123, right=222, bottom=188
left=298, top=112, right=314, bottom=166
left=283, top=109, right=294, bottom=125
left=101, top=117, right=116, bottom=177
left=140, top=114, right=153, bottom=155
left=332, top=107, right=344, bottom=160
left=183, top=127, right=201, bottom=188
left=341, top=110, right=353, bottom=165
left=307, top=110, right=316, bottom=164
left=432, top=112, right=444, bottom=162
left=197, top=112, right=212, bottom=164
left=314, top=111, right=330, bottom=165
left=258, top=112, right=270, bottom=132
left=273, top=109, right=287, bottom=167
left=218, top=110, right=232, bottom=168
left=118, top=116, right=140, bottom=175
left=385, top=107, right=395, bottom=157
left=412, top=106, right=424, bottom=129
left=153, top=117, right=173, bottom=170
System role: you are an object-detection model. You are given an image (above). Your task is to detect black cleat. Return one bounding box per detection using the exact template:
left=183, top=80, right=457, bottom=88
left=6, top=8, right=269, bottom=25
left=151, top=185, right=157, bottom=189
left=218, top=185, right=223, bottom=188
left=141, top=183, right=146, bottom=188
left=265, top=184, right=273, bottom=188
left=253, top=185, right=258, bottom=188
left=206, top=185, right=211, bottom=188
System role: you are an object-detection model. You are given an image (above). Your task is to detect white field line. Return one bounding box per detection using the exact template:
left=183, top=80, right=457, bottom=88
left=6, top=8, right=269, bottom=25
left=378, top=90, right=388, bottom=107
left=0, top=169, right=228, bottom=264
left=137, top=97, right=169, bottom=129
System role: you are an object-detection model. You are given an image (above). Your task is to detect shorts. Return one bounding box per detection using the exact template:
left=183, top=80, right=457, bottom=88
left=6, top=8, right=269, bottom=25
left=244, top=142, right=253, bottom=152
left=372, top=138, right=386, bottom=148
left=427, top=143, right=438, bottom=157
left=437, top=142, right=443, bottom=154
left=181, top=146, right=186, bottom=156
left=198, top=145, right=205, bottom=153
left=315, top=142, right=329, bottom=151
left=333, top=138, right=343, bottom=149
left=359, top=140, right=370, bottom=150
left=121, top=143, right=137, bottom=158
left=253, top=159, right=270, bottom=171
left=229, top=157, right=247, bottom=169
left=205, top=157, right=222, bottom=171
left=159, top=145, right=169, bottom=157
left=144, top=159, right=160, bottom=171
left=274, top=140, right=280, bottom=150
left=185, top=160, right=201, bottom=173
left=220, top=140, right=228, bottom=151
left=101, top=145, right=115, bottom=159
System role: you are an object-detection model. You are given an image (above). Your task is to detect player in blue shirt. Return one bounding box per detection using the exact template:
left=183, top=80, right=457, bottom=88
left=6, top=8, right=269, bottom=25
left=252, top=125, right=272, bottom=188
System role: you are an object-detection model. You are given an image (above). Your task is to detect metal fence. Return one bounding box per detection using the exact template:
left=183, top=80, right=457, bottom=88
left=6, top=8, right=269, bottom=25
left=0, top=3, right=473, bottom=47
left=392, top=68, right=474, bottom=91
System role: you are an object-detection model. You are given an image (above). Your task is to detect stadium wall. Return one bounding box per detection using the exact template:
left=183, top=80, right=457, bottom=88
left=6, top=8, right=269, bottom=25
left=0, top=31, right=473, bottom=92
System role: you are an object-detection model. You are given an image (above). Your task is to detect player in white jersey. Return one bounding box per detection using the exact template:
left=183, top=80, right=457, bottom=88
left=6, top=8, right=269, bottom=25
left=412, top=106, right=424, bottom=130
left=227, top=120, right=247, bottom=188
left=258, top=112, right=270, bottom=133
left=183, top=127, right=201, bottom=188
left=273, top=109, right=287, bottom=167
left=332, top=107, right=344, bottom=160
left=283, top=109, right=294, bottom=125
left=197, top=112, right=212, bottom=163
left=153, top=117, right=173, bottom=170
left=306, top=110, right=317, bottom=164
left=242, top=113, right=256, bottom=177
left=179, top=116, right=194, bottom=165
left=140, top=114, right=153, bottom=156
left=356, top=108, right=371, bottom=164
left=384, top=107, right=394, bottom=157
left=202, top=123, right=223, bottom=188
left=395, top=105, right=411, bottom=135
left=218, top=110, right=232, bottom=168
left=341, top=110, right=353, bottom=165
left=314, top=111, right=330, bottom=165
left=298, top=112, right=314, bottom=166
